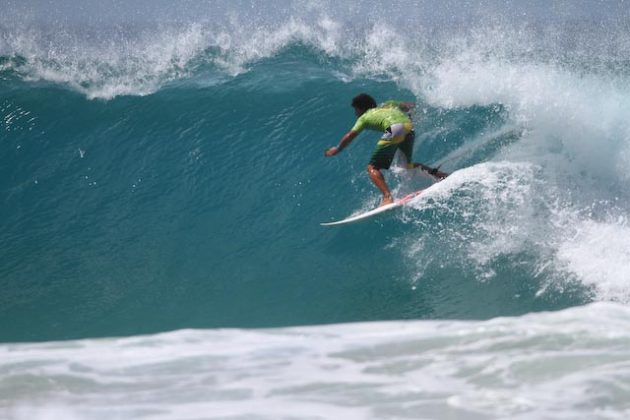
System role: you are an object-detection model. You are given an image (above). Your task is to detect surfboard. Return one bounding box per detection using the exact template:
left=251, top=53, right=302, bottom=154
left=320, top=189, right=425, bottom=226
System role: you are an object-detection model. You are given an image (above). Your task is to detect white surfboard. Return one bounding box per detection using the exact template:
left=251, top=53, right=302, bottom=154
left=320, top=189, right=424, bottom=226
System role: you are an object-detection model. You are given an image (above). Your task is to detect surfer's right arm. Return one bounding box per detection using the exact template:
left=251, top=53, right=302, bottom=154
left=382, top=100, right=415, bottom=113
left=325, top=130, right=358, bottom=157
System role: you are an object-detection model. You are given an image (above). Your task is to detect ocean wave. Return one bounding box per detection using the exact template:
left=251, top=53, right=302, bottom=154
left=3, top=1, right=630, bottom=341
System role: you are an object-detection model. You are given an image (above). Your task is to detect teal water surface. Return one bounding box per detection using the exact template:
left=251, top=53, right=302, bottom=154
left=2, top=1, right=630, bottom=342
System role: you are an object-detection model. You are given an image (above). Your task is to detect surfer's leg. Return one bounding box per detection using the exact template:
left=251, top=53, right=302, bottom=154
left=367, top=164, right=393, bottom=206
left=367, top=126, right=408, bottom=206
left=399, top=130, right=416, bottom=169
left=368, top=138, right=398, bottom=206
left=399, top=132, right=449, bottom=179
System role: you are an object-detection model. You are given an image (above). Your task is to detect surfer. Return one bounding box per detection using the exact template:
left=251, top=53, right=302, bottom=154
left=325, top=93, right=447, bottom=206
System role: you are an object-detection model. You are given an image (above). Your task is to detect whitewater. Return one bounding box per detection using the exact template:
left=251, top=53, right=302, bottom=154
left=2, top=303, right=630, bottom=420
left=2, top=0, right=630, bottom=418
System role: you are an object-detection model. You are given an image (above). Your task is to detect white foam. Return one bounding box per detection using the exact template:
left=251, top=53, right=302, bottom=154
left=2, top=302, right=630, bottom=419
left=557, top=218, right=630, bottom=302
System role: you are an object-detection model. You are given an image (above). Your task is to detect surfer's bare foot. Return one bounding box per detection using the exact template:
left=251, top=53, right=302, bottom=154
left=379, top=195, right=394, bottom=207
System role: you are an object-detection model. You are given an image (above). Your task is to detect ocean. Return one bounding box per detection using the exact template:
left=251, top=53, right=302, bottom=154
left=2, top=1, right=630, bottom=418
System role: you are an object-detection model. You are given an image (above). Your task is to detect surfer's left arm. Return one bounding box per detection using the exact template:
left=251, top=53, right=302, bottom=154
left=325, top=130, right=358, bottom=157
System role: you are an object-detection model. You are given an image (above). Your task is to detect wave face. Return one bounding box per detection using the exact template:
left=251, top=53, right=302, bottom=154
left=2, top=302, right=630, bottom=419
left=3, top=1, right=630, bottom=342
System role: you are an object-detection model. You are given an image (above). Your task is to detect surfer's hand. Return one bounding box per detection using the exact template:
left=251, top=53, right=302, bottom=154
left=325, top=146, right=339, bottom=157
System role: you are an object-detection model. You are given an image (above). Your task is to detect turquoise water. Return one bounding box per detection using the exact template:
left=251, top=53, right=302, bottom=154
left=2, top=54, right=584, bottom=342
left=2, top=1, right=630, bottom=344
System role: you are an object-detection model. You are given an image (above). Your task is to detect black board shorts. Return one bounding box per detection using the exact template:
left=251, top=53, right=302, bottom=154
left=369, top=126, right=415, bottom=170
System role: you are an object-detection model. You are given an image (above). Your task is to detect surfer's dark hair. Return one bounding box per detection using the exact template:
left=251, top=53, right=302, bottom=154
left=351, top=93, right=377, bottom=111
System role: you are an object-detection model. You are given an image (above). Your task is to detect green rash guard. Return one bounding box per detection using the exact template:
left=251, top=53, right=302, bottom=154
left=351, top=106, right=411, bottom=133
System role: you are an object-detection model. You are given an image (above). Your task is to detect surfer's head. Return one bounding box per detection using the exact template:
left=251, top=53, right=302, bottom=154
left=352, top=93, right=377, bottom=116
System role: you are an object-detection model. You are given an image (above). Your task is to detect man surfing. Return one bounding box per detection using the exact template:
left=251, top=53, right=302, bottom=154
left=324, top=93, right=447, bottom=206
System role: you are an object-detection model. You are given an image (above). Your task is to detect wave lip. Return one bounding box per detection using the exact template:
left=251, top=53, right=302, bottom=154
left=1, top=24, right=213, bottom=99
left=3, top=4, right=630, bottom=100
left=0, top=12, right=348, bottom=99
